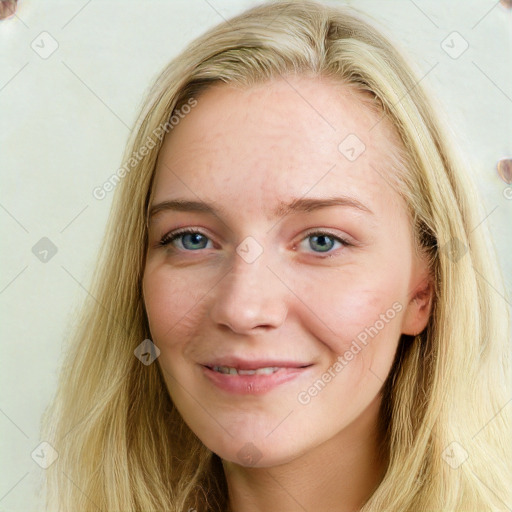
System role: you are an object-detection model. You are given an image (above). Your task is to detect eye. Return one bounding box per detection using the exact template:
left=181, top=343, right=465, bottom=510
left=158, top=228, right=213, bottom=251
left=297, top=230, right=352, bottom=256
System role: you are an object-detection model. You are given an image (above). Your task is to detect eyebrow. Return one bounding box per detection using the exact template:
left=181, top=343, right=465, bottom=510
left=147, top=195, right=374, bottom=224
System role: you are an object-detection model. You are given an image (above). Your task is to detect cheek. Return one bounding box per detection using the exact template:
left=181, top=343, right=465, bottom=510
left=298, top=269, right=403, bottom=341
left=142, top=268, right=208, bottom=347
left=293, top=271, right=404, bottom=381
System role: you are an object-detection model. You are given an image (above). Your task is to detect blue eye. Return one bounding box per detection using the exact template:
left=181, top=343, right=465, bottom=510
left=299, top=231, right=350, bottom=255
left=159, top=229, right=212, bottom=251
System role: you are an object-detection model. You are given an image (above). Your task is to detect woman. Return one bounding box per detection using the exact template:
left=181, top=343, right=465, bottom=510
left=40, top=1, right=512, bottom=510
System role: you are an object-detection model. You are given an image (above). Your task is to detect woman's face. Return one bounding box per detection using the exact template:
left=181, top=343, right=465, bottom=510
left=142, top=76, right=432, bottom=467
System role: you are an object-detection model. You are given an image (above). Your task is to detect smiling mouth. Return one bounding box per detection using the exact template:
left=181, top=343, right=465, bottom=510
left=210, top=365, right=281, bottom=375
left=201, top=363, right=314, bottom=394
left=205, top=364, right=313, bottom=376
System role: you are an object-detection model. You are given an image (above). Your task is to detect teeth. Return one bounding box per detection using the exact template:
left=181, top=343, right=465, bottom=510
left=212, top=365, right=280, bottom=375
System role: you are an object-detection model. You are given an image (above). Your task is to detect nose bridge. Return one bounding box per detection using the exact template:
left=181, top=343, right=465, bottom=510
left=209, top=244, right=288, bottom=333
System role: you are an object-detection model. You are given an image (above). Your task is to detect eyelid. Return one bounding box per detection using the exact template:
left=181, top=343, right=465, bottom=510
left=299, top=227, right=353, bottom=244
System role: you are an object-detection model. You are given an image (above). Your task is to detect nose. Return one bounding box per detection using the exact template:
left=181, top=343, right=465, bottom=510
left=209, top=253, right=289, bottom=334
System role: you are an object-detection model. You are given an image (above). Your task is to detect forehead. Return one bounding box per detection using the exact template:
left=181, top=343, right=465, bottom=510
left=150, top=76, right=405, bottom=221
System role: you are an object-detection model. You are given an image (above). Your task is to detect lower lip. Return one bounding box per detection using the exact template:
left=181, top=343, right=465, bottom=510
left=200, top=365, right=312, bottom=395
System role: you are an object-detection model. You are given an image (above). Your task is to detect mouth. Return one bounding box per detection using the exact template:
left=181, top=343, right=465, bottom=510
left=209, top=365, right=281, bottom=375
left=206, top=364, right=311, bottom=375
left=199, top=361, right=314, bottom=394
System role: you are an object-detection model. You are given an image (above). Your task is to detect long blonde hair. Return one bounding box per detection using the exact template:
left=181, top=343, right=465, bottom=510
left=40, top=1, right=512, bottom=510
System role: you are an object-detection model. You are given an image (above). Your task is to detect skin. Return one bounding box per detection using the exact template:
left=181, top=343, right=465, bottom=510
left=142, top=75, right=433, bottom=512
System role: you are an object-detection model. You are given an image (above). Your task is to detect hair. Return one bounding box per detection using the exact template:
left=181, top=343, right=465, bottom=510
left=40, top=1, right=511, bottom=510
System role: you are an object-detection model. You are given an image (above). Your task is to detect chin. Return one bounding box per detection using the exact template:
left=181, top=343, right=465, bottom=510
left=206, top=431, right=309, bottom=469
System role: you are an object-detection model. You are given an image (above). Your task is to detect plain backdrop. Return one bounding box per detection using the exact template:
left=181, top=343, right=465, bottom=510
left=0, top=1, right=511, bottom=510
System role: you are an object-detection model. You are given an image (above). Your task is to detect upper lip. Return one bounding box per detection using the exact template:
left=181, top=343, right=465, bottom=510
left=202, top=357, right=313, bottom=370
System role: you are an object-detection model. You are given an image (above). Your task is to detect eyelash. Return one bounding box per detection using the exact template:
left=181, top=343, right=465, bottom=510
left=157, top=228, right=352, bottom=257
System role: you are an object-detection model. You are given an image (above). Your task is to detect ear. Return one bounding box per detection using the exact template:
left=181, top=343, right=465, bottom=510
left=401, top=275, right=434, bottom=336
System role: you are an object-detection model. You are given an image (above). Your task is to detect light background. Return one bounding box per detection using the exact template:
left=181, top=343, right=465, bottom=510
left=0, top=0, right=511, bottom=510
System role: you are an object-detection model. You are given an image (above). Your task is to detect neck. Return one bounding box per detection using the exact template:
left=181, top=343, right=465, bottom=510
left=222, top=394, right=387, bottom=512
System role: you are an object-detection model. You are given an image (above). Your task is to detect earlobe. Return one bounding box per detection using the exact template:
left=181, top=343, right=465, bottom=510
left=401, top=278, right=434, bottom=336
